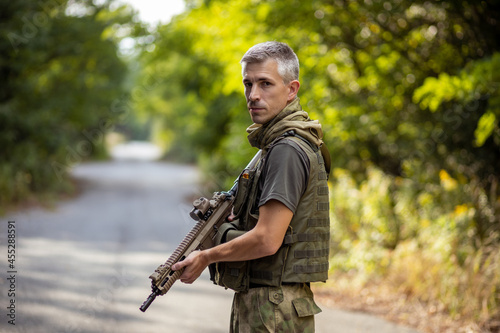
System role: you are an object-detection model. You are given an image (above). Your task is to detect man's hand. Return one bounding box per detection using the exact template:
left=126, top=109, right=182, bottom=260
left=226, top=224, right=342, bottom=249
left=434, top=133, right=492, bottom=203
left=171, top=250, right=209, bottom=284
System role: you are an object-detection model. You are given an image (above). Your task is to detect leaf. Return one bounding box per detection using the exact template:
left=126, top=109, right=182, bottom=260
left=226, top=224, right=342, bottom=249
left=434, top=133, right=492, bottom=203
left=474, top=111, right=497, bottom=147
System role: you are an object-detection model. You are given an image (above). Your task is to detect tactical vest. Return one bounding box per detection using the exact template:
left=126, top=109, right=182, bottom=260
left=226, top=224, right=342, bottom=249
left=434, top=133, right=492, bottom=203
left=211, top=132, right=330, bottom=291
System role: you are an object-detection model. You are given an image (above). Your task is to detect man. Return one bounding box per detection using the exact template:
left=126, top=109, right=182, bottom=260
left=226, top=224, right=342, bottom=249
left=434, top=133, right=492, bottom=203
left=172, top=41, right=330, bottom=332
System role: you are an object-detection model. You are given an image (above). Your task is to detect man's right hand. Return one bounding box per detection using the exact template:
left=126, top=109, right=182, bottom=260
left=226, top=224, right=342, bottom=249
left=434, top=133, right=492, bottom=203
left=171, top=250, right=210, bottom=284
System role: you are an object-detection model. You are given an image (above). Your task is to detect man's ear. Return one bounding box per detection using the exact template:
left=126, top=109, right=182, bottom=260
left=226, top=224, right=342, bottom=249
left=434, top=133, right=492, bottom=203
left=287, top=80, right=300, bottom=102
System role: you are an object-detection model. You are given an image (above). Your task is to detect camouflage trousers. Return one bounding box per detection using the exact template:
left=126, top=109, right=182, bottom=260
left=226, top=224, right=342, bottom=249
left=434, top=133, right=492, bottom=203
left=230, top=283, right=322, bottom=333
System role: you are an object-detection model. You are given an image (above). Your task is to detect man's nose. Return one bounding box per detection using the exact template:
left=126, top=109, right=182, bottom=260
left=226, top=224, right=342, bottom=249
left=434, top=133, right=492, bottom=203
left=249, top=86, right=260, bottom=101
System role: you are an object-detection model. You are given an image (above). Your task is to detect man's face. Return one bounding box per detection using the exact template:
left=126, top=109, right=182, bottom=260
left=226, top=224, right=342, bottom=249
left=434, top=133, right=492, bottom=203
left=242, top=59, right=297, bottom=124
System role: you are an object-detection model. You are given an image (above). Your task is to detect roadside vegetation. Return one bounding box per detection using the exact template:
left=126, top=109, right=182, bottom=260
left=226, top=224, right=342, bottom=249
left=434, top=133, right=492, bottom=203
left=1, top=0, right=147, bottom=209
left=2, top=1, right=499, bottom=331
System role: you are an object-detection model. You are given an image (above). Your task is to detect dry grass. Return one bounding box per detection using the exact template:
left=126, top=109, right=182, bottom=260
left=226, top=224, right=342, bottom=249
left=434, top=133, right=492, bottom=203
left=313, top=280, right=499, bottom=333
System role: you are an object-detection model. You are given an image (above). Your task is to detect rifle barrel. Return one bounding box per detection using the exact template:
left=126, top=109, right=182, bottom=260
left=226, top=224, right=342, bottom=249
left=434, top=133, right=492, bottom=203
left=139, top=292, right=157, bottom=312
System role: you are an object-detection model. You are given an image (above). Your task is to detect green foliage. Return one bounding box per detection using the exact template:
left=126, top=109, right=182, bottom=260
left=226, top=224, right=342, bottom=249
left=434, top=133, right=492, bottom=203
left=0, top=0, right=143, bottom=208
left=135, top=0, right=500, bottom=328
left=414, top=53, right=500, bottom=147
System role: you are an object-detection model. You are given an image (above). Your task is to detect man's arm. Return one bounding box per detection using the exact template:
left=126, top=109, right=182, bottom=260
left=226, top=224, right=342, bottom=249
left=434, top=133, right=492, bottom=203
left=171, top=199, right=293, bottom=284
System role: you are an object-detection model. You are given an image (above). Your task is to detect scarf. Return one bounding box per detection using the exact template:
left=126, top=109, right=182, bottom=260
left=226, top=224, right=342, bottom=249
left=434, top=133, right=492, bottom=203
left=246, top=97, right=323, bottom=150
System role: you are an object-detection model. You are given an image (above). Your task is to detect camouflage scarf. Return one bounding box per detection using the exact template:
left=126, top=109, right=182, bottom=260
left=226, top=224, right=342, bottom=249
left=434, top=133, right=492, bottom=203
left=246, top=97, right=323, bottom=150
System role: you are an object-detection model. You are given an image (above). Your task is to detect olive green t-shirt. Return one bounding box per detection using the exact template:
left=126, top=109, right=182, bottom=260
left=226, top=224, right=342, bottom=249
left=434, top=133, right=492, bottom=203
left=257, top=140, right=310, bottom=214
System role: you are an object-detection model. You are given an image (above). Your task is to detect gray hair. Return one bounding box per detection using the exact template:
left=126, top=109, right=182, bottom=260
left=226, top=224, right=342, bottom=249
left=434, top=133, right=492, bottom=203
left=240, top=41, right=299, bottom=84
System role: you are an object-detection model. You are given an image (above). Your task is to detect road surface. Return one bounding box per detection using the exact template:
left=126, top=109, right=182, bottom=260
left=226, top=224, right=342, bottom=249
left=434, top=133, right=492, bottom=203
left=0, top=151, right=420, bottom=333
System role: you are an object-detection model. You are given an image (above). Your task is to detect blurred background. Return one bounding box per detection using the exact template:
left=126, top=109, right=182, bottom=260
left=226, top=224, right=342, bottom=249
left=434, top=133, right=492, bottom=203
left=1, top=0, right=499, bottom=332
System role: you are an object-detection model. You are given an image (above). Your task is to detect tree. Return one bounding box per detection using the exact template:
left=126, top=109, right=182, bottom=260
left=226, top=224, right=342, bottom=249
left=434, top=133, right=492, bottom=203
left=0, top=0, right=142, bottom=206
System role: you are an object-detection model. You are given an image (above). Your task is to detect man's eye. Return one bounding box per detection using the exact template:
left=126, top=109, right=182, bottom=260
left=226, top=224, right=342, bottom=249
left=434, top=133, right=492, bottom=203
left=263, top=82, right=271, bottom=86
left=244, top=82, right=252, bottom=87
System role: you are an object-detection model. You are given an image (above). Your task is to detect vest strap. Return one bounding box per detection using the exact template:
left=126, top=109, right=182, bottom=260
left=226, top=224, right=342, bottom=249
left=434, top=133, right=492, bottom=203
left=320, top=143, right=331, bottom=179
left=293, top=263, right=329, bottom=274
left=317, top=186, right=329, bottom=196
left=307, top=218, right=329, bottom=227
left=281, top=130, right=331, bottom=180
left=294, top=248, right=329, bottom=259
left=250, top=270, right=273, bottom=280
left=284, top=232, right=329, bottom=244
left=317, top=202, right=330, bottom=211
left=250, top=259, right=329, bottom=281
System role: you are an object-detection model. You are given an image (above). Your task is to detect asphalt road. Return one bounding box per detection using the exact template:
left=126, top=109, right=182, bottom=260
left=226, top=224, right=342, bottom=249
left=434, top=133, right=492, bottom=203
left=0, top=151, right=421, bottom=333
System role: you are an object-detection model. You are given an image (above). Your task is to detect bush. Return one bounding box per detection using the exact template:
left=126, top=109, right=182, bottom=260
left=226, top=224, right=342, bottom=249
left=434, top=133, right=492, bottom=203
left=329, top=166, right=500, bottom=331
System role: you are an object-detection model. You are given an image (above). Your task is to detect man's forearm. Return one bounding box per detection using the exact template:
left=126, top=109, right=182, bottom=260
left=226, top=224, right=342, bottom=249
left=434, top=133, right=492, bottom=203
left=172, top=220, right=278, bottom=284
left=205, top=199, right=294, bottom=263
left=204, top=227, right=275, bottom=264
left=173, top=199, right=293, bottom=284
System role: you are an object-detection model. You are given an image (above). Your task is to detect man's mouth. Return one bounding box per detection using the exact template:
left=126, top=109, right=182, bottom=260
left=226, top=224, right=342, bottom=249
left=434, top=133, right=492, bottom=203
left=248, top=105, right=265, bottom=112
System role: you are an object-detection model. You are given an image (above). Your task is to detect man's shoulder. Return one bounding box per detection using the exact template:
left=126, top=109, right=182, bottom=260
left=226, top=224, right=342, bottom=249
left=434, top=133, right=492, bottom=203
left=268, top=136, right=312, bottom=161
left=265, top=138, right=310, bottom=175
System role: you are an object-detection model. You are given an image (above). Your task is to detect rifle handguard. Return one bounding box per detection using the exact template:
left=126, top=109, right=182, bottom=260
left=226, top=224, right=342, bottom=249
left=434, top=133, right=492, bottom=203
left=139, top=191, right=234, bottom=312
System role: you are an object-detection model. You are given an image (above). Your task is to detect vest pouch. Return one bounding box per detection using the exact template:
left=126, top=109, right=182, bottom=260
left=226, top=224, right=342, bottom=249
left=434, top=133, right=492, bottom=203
left=212, top=261, right=249, bottom=292
left=232, top=167, right=257, bottom=218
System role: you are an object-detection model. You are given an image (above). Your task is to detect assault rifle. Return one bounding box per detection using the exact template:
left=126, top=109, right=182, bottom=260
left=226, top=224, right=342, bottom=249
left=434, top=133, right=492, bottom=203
left=139, top=150, right=261, bottom=312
